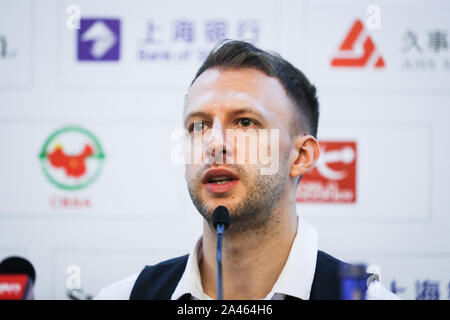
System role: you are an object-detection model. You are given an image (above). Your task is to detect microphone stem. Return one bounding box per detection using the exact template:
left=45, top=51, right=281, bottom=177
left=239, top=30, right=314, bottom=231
left=216, top=223, right=225, bottom=300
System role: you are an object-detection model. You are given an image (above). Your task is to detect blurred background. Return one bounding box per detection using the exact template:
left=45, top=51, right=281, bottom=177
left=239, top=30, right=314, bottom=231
left=0, top=0, right=449, bottom=300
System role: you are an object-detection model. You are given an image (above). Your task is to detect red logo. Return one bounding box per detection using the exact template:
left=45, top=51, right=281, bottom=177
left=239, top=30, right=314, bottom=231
left=296, top=141, right=357, bottom=203
left=331, top=19, right=385, bottom=68
left=0, top=275, right=27, bottom=300
left=47, top=144, right=94, bottom=178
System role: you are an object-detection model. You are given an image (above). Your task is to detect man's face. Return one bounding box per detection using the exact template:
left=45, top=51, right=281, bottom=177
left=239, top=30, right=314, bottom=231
left=183, top=68, right=297, bottom=234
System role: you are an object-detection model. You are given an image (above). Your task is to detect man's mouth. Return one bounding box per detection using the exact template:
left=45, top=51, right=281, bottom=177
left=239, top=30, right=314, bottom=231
left=202, top=168, right=239, bottom=193
left=208, top=176, right=235, bottom=184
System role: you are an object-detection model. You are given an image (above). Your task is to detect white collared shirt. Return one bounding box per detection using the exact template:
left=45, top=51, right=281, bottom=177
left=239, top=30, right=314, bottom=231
left=94, top=217, right=399, bottom=300
left=171, top=215, right=318, bottom=300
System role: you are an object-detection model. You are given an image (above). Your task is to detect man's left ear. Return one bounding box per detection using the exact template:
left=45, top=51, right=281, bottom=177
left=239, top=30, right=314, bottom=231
left=290, top=135, right=321, bottom=178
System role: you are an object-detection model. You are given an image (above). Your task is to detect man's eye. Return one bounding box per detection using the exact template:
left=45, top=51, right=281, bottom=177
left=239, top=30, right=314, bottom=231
left=238, top=118, right=254, bottom=127
left=192, top=121, right=206, bottom=132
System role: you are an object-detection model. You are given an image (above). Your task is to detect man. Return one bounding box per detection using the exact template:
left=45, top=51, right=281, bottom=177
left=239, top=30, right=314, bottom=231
left=95, top=40, right=398, bottom=300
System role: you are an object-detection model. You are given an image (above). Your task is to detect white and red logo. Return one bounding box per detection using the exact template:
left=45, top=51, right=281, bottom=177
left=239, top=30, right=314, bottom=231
left=297, top=141, right=357, bottom=203
left=331, top=19, right=385, bottom=69
left=0, top=275, right=27, bottom=300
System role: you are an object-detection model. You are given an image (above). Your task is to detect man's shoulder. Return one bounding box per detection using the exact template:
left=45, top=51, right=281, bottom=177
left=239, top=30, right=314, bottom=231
left=146, top=254, right=189, bottom=269
left=315, top=250, right=401, bottom=300
left=316, top=250, right=346, bottom=266
left=130, top=254, right=189, bottom=300
left=94, top=273, right=139, bottom=300
left=94, top=254, right=189, bottom=300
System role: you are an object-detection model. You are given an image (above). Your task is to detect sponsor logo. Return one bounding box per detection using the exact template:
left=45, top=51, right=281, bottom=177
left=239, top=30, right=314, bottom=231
left=39, top=126, right=105, bottom=190
left=0, top=283, right=21, bottom=295
left=331, top=19, right=385, bottom=69
left=138, top=18, right=261, bottom=63
left=77, top=18, right=120, bottom=61
left=297, top=141, right=357, bottom=203
left=0, top=275, right=27, bottom=300
left=401, top=29, right=450, bottom=71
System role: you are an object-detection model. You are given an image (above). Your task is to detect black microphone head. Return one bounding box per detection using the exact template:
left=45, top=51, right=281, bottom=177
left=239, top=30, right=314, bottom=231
left=212, top=206, right=230, bottom=230
left=0, top=256, right=36, bottom=284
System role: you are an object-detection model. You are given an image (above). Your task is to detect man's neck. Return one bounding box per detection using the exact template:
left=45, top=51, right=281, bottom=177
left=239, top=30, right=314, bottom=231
left=199, top=208, right=298, bottom=300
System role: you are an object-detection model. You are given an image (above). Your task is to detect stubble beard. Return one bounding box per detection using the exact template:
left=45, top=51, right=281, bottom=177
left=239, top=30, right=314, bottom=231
left=186, top=159, right=289, bottom=236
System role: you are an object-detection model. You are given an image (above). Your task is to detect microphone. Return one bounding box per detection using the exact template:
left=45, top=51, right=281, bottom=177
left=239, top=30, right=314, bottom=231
left=212, top=206, right=230, bottom=300
left=0, top=256, right=36, bottom=300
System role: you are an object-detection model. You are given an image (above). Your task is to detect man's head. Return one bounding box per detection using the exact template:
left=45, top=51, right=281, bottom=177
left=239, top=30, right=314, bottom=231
left=183, top=40, right=320, bottom=235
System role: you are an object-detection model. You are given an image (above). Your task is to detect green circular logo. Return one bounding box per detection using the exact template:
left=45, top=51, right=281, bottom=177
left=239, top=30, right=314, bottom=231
left=39, top=126, right=105, bottom=190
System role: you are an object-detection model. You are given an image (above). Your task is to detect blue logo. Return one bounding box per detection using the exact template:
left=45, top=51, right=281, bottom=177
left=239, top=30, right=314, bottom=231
left=77, top=18, right=120, bottom=61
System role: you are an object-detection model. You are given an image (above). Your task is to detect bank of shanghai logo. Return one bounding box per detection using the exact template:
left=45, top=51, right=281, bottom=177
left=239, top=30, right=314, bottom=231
left=331, top=19, right=385, bottom=69
left=39, top=127, right=105, bottom=190
left=297, top=141, right=357, bottom=203
left=77, top=18, right=120, bottom=61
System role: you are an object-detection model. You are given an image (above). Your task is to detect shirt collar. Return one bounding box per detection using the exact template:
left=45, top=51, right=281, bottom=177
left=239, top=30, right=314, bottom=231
left=171, top=216, right=318, bottom=300
left=172, top=239, right=213, bottom=300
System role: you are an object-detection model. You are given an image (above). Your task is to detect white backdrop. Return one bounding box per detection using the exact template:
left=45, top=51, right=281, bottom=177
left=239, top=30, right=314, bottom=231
left=0, top=0, right=449, bottom=300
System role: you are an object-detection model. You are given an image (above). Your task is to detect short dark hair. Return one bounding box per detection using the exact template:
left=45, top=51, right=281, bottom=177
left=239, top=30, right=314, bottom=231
left=190, top=40, right=319, bottom=137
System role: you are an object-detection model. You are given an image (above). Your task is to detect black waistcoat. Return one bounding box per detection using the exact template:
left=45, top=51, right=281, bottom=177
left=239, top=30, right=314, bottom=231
left=130, top=250, right=361, bottom=300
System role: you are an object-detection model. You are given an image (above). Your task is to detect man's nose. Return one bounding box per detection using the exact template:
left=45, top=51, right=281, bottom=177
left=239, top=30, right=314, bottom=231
left=205, top=120, right=232, bottom=164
